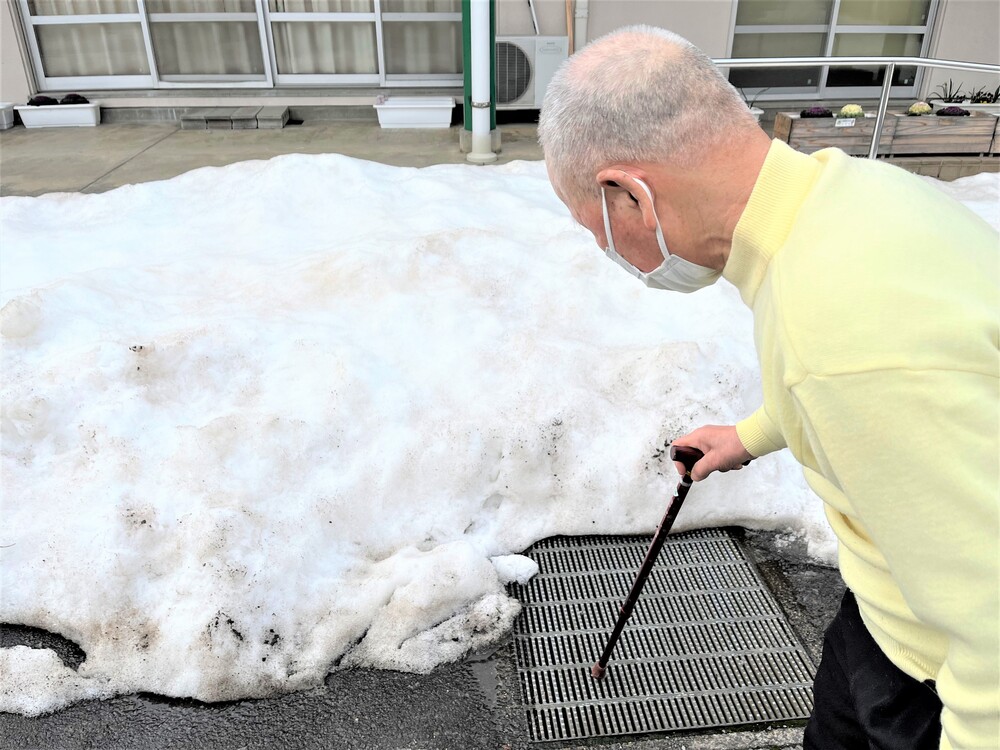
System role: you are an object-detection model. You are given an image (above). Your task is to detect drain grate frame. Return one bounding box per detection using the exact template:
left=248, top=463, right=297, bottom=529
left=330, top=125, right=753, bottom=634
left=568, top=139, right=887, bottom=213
left=509, top=528, right=815, bottom=743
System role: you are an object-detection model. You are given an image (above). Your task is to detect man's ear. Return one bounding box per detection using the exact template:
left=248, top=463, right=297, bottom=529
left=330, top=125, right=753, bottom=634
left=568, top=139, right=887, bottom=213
left=595, top=167, right=657, bottom=232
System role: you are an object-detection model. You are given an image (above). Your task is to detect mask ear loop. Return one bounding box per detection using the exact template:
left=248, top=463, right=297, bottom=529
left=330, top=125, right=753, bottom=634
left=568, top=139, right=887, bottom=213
left=600, top=187, right=617, bottom=254
left=631, top=178, right=671, bottom=259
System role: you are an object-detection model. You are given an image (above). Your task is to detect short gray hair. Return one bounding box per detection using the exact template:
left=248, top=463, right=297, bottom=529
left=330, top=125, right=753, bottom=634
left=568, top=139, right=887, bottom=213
left=538, top=25, right=756, bottom=203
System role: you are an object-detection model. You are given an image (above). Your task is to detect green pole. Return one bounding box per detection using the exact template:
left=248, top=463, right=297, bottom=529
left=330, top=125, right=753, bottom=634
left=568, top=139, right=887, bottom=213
left=462, top=0, right=471, bottom=132
left=490, top=0, right=496, bottom=131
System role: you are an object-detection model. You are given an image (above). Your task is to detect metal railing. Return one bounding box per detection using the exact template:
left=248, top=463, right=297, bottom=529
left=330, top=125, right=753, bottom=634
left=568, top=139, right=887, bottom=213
left=711, top=56, right=1000, bottom=159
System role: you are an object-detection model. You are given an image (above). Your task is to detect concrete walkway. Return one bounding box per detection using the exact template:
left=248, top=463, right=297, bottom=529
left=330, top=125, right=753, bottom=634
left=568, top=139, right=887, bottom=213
left=0, top=122, right=544, bottom=197
left=0, top=121, right=844, bottom=750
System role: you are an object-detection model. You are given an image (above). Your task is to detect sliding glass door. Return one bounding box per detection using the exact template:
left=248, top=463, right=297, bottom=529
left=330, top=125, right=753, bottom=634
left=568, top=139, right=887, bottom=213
left=146, top=0, right=272, bottom=86
left=380, top=0, right=462, bottom=86
left=18, top=0, right=155, bottom=90
left=266, top=0, right=381, bottom=85
left=17, top=0, right=464, bottom=91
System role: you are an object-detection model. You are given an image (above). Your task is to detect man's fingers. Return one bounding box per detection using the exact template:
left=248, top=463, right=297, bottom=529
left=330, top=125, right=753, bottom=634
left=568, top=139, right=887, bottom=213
left=671, top=426, right=754, bottom=483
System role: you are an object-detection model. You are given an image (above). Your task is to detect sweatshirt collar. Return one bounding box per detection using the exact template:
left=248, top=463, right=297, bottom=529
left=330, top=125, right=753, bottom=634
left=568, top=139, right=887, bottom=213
left=723, top=139, right=822, bottom=306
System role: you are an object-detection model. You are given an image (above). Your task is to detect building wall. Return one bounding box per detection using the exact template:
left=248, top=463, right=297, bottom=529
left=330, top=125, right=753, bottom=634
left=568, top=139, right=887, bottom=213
left=583, top=0, right=734, bottom=55
left=923, top=0, right=1000, bottom=100
left=1, top=0, right=31, bottom=104
left=496, top=0, right=733, bottom=54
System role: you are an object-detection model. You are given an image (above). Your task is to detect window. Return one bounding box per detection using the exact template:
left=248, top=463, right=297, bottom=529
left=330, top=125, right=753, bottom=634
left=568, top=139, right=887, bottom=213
left=380, top=0, right=462, bottom=85
left=729, top=0, right=936, bottom=99
left=16, top=0, right=464, bottom=91
left=147, top=0, right=269, bottom=82
left=266, top=0, right=380, bottom=84
left=18, top=0, right=156, bottom=89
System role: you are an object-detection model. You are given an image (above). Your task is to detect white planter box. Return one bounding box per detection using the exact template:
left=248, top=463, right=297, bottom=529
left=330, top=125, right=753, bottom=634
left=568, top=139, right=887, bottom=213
left=0, top=103, right=13, bottom=130
left=931, top=101, right=1000, bottom=116
left=14, top=102, right=100, bottom=128
left=374, top=96, right=454, bottom=129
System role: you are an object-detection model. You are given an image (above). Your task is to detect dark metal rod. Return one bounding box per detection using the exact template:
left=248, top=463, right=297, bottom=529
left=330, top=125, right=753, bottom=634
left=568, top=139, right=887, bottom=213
left=591, top=444, right=703, bottom=681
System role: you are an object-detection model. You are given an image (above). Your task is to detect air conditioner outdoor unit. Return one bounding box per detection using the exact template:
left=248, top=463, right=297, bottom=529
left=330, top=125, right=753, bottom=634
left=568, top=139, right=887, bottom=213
left=495, top=36, right=569, bottom=109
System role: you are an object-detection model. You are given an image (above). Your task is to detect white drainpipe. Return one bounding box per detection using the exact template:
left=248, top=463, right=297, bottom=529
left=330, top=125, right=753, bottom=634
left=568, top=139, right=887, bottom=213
left=466, top=0, right=497, bottom=164
left=574, top=0, right=589, bottom=51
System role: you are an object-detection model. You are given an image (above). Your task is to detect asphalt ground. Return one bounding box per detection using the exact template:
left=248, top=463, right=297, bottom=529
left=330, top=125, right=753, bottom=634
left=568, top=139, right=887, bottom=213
left=1, top=528, right=844, bottom=750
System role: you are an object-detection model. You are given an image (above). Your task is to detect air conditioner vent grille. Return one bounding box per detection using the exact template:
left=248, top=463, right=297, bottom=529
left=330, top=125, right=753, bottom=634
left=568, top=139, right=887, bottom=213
left=496, top=40, right=532, bottom=105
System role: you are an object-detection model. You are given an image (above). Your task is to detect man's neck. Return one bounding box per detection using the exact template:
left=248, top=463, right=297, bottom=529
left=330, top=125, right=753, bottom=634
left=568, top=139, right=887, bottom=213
left=661, top=131, right=773, bottom=271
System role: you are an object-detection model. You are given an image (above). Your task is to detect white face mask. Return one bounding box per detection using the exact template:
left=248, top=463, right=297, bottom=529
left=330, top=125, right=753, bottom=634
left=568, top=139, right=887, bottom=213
left=601, top=177, right=721, bottom=293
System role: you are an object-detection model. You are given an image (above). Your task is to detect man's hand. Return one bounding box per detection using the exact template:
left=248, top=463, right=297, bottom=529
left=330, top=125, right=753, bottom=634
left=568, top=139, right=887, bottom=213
left=672, top=425, right=754, bottom=481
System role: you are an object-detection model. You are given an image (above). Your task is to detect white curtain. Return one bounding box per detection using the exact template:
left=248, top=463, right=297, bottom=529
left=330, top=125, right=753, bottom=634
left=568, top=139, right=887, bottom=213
left=383, top=22, right=461, bottom=75
left=146, top=0, right=263, bottom=76
left=29, top=0, right=138, bottom=14
left=383, top=0, right=465, bottom=73
left=29, top=0, right=148, bottom=77
left=269, top=0, right=459, bottom=77
left=151, top=22, right=264, bottom=76
left=28, top=0, right=461, bottom=81
left=382, top=0, right=459, bottom=11
left=146, top=1, right=256, bottom=11
left=269, top=1, right=371, bottom=11
left=273, top=22, right=378, bottom=75
left=269, top=0, right=376, bottom=75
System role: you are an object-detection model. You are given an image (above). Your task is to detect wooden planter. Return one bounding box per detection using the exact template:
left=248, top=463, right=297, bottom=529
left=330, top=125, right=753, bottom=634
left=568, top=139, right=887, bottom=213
left=887, top=110, right=998, bottom=155
left=774, top=112, right=895, bottom=156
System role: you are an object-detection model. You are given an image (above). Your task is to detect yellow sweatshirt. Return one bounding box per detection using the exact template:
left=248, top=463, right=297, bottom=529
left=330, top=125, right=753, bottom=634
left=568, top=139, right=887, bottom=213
left=724, top=139, right=999, bottom=749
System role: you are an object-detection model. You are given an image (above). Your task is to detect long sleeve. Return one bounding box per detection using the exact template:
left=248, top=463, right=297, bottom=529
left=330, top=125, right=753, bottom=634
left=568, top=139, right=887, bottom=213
left=736, top=404, right=787, bottom=458
left=792, top=368, right=999, bottom=749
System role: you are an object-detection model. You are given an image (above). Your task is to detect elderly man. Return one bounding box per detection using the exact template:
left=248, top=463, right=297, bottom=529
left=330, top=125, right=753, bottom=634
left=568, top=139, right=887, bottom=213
left=538, top=25, right=998, bottom=750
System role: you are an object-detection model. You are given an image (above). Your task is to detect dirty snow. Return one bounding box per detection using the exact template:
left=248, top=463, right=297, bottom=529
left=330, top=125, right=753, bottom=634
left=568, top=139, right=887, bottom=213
left=1, top=156, right=995, bottom=715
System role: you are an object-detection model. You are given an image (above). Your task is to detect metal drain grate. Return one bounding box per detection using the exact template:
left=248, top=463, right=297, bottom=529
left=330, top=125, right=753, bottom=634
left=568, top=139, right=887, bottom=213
left=509, top=528, right=815, bottom=742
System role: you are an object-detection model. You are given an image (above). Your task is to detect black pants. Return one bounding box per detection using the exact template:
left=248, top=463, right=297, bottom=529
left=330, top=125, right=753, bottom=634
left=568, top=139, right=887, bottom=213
left=803, top=590, right=942, bottom=750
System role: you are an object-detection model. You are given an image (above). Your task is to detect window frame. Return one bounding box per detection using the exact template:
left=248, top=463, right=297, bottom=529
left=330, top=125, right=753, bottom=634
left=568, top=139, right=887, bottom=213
left=17, top=1, right=157, bottom=90
left=16, top=0, right=465, bottom=92
left=727, top=0, right=941, bottom=102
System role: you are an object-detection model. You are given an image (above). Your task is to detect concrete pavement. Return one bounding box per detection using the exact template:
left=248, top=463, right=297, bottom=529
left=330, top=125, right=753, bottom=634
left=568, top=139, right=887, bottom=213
left=0, top=122, right=544, bottom=197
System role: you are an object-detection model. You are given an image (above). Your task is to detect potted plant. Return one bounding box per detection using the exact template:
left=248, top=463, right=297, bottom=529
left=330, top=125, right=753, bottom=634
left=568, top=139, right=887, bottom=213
left=958, top=85, right=1000, bottom=115
left=14, top=94, right=100, bottom=129
left=800, top=107, right=833, bottom=118
left=837, top=103, right=866, bottom=120
left=929, top=79, right=966, bottom=106
left=927, top=79, right=1000, bottom=115
left=739, top=87, right=769, bottom=123
left=373, top=96, right=455, bottom=129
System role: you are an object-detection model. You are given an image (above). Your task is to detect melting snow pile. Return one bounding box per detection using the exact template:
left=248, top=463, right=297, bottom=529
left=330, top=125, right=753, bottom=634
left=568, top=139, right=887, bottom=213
left=2, top=156, right=996, bottom=716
